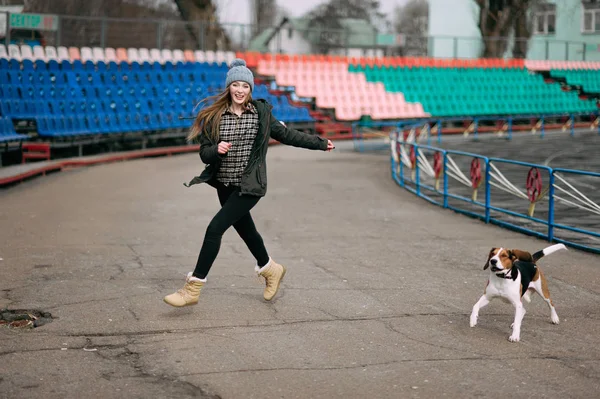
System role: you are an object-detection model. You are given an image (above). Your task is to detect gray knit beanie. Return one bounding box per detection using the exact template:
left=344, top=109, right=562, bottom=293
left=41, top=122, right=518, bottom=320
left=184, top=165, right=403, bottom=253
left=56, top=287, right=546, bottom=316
left=225, top=58, right=254, bottom=92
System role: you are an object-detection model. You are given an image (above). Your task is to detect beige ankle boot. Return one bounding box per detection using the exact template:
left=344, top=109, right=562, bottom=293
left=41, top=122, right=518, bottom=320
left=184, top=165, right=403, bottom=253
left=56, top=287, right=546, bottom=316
left=164, top=272, right=205, bottom=307
left=255, top=258, right=286, bottom=301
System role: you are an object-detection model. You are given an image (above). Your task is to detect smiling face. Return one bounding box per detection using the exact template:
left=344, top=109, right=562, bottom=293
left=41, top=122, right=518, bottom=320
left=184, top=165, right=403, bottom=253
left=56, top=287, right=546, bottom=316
left=484, top=247, right=515, bottom=273
left=229, top=81, right=251, bottom=106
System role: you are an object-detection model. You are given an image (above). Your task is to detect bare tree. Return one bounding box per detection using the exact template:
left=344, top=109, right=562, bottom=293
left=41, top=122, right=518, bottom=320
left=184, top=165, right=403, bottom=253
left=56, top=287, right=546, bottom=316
left=474, top=0, right=548, bottom=59
left=172, top=0, right=231, bottom=50
left=394, top=0, right=428, bottom=56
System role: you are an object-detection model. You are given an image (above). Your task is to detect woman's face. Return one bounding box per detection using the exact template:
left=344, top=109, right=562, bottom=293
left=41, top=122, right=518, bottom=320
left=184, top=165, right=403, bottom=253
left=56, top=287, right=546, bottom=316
left=229, top=81, right=251, bottom=106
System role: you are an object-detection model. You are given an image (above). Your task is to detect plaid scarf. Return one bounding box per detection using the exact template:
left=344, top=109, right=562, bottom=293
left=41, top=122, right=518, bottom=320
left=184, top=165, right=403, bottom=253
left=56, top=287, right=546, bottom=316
left=216, top=103, right=259, bottom=186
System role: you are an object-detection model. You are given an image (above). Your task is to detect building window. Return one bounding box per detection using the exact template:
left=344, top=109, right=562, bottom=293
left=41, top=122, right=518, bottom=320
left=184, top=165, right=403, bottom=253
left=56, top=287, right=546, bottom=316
left=534, top=10, right=556, bottom=35
left=582, top=6, right=600, bottom=33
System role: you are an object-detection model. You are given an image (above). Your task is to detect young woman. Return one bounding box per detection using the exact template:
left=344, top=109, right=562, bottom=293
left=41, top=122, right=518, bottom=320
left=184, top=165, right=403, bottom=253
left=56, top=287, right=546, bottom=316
left=164, top=58, right=335, bottom=307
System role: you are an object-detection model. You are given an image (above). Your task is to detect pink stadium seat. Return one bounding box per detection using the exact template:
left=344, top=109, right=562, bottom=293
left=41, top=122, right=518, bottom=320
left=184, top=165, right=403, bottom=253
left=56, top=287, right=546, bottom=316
left=183, top=50, right=195, bottom=62
left=68, top=47, right=81, bottom=61
left=116, top=48, right=128, bottom=62
left=257, top=59, right=276, bottom=76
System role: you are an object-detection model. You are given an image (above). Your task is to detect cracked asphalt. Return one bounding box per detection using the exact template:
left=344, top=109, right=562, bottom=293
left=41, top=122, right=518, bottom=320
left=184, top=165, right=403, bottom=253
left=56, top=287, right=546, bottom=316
left=1, top=142, right=599, bottom=398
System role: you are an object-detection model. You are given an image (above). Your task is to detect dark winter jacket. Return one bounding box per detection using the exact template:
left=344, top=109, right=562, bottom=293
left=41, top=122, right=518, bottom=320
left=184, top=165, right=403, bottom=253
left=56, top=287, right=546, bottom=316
left=184, top=99, right=328, bottom=196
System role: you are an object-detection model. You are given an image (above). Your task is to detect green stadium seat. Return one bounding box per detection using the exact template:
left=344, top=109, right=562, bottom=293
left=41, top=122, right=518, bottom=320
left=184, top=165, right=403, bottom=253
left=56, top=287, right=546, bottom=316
left=350, top=64, right=598, bottom=117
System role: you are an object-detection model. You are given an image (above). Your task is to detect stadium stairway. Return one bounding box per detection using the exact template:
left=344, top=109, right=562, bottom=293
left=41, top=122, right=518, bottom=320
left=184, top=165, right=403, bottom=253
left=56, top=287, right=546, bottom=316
left=526, top=60, right=600, bottom=103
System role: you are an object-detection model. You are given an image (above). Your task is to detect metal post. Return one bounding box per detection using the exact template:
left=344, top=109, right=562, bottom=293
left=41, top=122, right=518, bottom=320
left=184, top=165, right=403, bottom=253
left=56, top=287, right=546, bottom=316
left=4, top=12, right=11, bottom=45
left=548, top=172, right=555, bottom=241
left=427, top=123, right=431, bottom=146
left=415, top=145, right=420, bottom=196
left=545, top=40, right=549, bottom=60
left=453, top=37, right=458, bottom=58
left=156, top=20, right=163, bottom=49
left=583, top=42, right=587, bottom=61
left=570, top=114, right=575, bottom=136
left=437, top=119, right=442, bottom=145
left=508, top=117, right=513, bottom=140
left=484, top=159, right=491, bottom=223
left=100, top=18, right=106, bottom=48
left=399, top=142, right=404, bottom=187
left=541, top=116, right=545, bottom=138
left=56, top=15, right=61, bottom=46
left=474, top=118, right=479, bottom=139
left=443, top=154, right=448, bottom=208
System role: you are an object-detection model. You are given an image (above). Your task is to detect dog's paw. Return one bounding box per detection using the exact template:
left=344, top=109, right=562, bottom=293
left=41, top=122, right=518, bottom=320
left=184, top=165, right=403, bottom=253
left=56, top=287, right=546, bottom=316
left=551, top=314, right=560, bottom=324
left=508, top=334, right=520, bottom=342
left=522, top=291, right=532, bottom=303
left=470, top=314, right=478, bottom=327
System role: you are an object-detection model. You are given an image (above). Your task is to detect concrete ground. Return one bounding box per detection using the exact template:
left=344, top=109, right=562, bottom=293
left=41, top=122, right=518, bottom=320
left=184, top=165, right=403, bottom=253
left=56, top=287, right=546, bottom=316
left=1, top=142, right=599, bottom=399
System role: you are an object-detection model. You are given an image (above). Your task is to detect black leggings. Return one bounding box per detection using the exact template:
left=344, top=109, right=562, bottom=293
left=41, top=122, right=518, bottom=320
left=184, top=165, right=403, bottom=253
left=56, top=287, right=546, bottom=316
left=192, top=182, right=270, bottom=279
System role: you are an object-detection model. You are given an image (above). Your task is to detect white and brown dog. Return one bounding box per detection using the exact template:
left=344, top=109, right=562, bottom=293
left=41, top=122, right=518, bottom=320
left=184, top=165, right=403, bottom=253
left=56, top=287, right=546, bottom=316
left=470, top=243, right=567, bottom=342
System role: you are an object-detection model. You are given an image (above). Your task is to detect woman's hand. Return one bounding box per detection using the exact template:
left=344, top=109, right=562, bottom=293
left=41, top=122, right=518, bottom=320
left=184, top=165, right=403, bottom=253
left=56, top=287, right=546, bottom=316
left=326, top=140, right=335, bottom=152
left=217, top=141, right=232, bottom=155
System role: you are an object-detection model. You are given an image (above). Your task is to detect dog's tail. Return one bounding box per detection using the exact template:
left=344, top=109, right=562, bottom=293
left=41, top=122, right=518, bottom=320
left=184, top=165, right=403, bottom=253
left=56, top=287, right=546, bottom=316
left=532, top=243, right=568, bottom=262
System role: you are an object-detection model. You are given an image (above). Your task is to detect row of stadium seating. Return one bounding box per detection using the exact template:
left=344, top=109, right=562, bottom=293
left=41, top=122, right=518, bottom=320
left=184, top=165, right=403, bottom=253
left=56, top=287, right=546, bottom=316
left=351, top=65, right=599, bottom=116
left=525, top=60, right=600, bottom=71
left=257, top=60, right=429, bottom=120
left=1, top=43, right=236, bottom=66
left=0, top=50, right=315, bottom=138
left=2, top=45, right=600, bottom=142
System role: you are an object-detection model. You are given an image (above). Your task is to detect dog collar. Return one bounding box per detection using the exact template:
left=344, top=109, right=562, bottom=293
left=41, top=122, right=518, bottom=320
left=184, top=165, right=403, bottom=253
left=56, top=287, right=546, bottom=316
left=495, top=266, right=518, bottom=281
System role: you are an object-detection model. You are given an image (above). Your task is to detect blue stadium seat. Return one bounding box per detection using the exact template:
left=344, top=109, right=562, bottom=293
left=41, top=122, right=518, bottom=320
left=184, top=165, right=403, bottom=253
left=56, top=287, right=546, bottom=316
left=0, top=54, right=313, bottom=136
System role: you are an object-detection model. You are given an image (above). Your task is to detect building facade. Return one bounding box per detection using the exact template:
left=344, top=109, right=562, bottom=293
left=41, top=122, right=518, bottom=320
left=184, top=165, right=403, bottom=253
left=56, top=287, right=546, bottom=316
left=428, top=0, right=600, bottom=61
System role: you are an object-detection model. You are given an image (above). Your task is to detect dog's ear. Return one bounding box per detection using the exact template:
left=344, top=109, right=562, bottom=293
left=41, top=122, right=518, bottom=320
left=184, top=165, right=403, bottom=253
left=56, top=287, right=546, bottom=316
left=507, top=250, right=515, bottom=262
left=510, top=249, right=533, bottom=263
left=484, top=248, right=496, bottom=270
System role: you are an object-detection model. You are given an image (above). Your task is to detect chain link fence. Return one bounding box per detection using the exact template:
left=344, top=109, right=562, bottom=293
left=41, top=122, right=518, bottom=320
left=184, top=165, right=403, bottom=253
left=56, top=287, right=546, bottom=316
left=1, top=12, right=596, bottom=61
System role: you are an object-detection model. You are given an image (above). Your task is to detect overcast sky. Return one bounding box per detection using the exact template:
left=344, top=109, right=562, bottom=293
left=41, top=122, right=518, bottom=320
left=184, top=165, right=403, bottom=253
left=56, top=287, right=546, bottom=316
left=216, top=0, right=411, bottom=25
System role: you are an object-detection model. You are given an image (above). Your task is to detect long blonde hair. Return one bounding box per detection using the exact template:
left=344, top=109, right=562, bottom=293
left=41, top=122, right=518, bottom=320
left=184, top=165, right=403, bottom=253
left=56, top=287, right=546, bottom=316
left=187, top=85, right=253, bottom=143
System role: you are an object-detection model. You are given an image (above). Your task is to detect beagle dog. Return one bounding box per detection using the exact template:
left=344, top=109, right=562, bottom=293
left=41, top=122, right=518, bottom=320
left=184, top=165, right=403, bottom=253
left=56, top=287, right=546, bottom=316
left=470, top=243, right=567, bottom=342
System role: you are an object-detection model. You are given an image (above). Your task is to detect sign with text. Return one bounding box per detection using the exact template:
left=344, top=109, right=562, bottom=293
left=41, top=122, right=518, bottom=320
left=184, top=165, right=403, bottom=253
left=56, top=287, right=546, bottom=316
left=9, top=13, right=58, bottom=31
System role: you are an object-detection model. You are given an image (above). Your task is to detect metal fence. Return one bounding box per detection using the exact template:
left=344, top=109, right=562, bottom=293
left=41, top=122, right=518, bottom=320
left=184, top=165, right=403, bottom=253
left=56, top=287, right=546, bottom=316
left=379, top=115, right=600, bottom=254
left=1, top=12, right=597, bottom=61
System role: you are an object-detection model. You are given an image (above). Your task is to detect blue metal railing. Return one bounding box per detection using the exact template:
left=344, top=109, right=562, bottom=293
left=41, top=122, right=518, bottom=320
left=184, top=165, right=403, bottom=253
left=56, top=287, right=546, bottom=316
left=353, top=111, right=600, bottom=152
left=391, top=132, right=600, bottom=254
